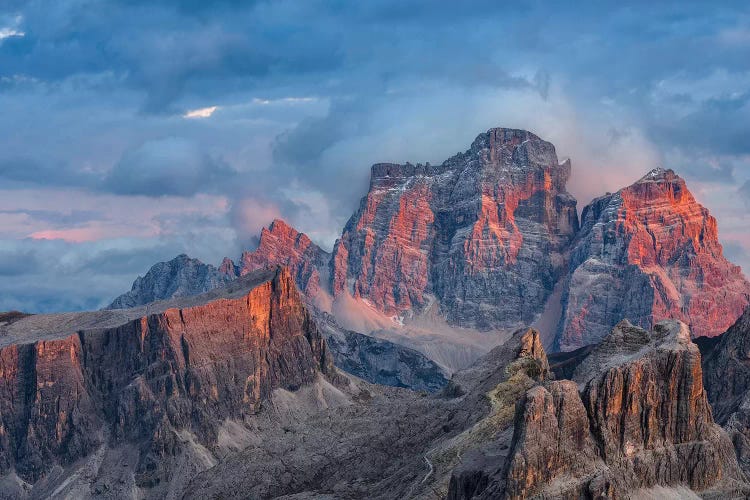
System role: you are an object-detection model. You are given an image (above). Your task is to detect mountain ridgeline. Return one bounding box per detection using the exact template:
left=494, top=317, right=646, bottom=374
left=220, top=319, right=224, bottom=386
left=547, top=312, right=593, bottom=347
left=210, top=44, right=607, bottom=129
left=110, top=127, right=750, bottom=355
left=4, top=126, right=750, bottom=499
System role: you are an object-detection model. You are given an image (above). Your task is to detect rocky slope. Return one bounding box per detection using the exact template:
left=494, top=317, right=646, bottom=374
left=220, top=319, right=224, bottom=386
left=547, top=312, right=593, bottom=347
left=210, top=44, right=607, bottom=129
left=0, top=268, right=337, bottom=498
left=107, top=254, right=235, bottom=309
left=332, top=127, right=579, bottom=330
left=555, top=168, right=750, bottom=351
left=180, top=321, right=749, bottom=499
left=702, top=307, right=750, bottom=475
left=315, top=311, right=448, bottom=392
left=448, top=320, right=748, bottom=499
left=3, top=287, right=747, bottom=499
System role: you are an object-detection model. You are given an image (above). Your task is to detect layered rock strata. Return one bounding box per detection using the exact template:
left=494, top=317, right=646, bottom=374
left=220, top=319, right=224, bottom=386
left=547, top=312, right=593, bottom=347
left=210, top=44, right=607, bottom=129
left=556, top=168, right=750, bottom=351
left=0, top=268, right=335, bottom=492
left=332, top=127, right=579, bottom=329
left=448, top=320, right=747, bottom=499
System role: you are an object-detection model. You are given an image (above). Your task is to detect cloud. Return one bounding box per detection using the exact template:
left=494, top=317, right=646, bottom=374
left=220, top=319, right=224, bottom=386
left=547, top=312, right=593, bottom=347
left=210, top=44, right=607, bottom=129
left=740, top=181, right=750, bottom=207
left=0, top=28, right=23, bottom=41
left=183, top=105, right=219, bottom=119
left=229, top=197, right=281, bottom=247
left=102, top=137, right=237, bottom=197
left=2, top=0, right=750, bottom=311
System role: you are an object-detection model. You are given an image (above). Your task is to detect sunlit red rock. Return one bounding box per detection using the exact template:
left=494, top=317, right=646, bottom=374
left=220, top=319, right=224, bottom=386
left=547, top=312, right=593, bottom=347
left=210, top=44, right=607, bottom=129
left=556, top=168, right=750, bottom=351
left=332, top=128, right=579, bottom=329
left=0, top=268, right=335, bottom=485
left=238, top=219, right=330, bottom=300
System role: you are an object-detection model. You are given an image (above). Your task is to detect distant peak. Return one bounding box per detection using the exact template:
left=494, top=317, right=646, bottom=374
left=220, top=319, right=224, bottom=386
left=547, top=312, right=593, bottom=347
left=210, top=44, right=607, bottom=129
left=473, top=127, right=543, bottom=149
left=636, top=167, right=680, bottom=184
left=485, top=127, right=541, bottom=140
left=269, top=218, right=293, bottom=232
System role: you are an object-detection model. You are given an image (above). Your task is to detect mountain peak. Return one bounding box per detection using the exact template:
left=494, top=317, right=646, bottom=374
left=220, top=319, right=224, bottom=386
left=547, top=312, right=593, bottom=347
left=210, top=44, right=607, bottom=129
left=240, top=219, right=329, bottom=298
left=557, top=168, right=750, bottom=351
left=635, top=167, right=681, bottom=184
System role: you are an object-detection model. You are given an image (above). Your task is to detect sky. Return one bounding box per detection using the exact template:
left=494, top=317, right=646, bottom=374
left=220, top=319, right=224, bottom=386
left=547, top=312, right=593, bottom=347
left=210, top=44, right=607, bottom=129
left=1, top=0, right=750, bottom=312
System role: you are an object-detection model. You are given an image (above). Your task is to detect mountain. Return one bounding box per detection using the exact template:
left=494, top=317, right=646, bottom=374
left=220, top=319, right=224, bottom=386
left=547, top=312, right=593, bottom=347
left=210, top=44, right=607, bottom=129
left=107, top=254, right=235, bottom=309
left=104, top=235, right=446, bottom=391
left=0, top=268, right=338, bottom=498
left=332, top=127, right=579, bottom=330
left=107, top=128, right=750, bottom=367
left=182, top=321, right=747, bottom=499
left=555, top=168, right=750, bottom=351
left=237, top=218, right=331, bottom=306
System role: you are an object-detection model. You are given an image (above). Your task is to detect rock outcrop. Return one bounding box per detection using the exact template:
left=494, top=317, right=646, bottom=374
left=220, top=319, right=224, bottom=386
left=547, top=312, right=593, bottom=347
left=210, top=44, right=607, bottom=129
left=448, top=320, right=747, bottom=499
left=315, top=312, right=448, bottom=392
left=0, top=268, right=336, bottom=495
left=107, top=254, right=236, bottom=309
left=332, top=127, right=579, bottom=329
left=555, top=168, right=750, bottom=351
left=237, top=218, right=331, bottom=301
left=702, top=307, right=750, bottom=474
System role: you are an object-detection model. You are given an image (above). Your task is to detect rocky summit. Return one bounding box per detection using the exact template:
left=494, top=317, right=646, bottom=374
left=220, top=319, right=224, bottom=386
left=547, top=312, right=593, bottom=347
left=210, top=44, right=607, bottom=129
left=236, top=218, right=331, bottom=304
left=555, top=168, right=750, bottom=351
left=332, top=128, right=579, bottom=330
left=106, top=128, right=750, bottom=365
left=108, top=254, right=236, bottom=309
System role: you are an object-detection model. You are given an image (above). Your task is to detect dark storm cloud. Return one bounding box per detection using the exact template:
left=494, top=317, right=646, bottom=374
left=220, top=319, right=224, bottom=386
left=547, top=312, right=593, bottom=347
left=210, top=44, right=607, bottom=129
left=2, top=0, right=750, bottom=311
left=103, top=137, right=237, bottom=197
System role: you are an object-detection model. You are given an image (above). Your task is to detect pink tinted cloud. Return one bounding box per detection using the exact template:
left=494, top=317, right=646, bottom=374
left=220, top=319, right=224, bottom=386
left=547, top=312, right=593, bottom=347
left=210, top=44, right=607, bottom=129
left=0, top=189, right=230, bottom=242
left=29, top=227, right=107, bottom=243
left=230, top=198, right=281, bottom=241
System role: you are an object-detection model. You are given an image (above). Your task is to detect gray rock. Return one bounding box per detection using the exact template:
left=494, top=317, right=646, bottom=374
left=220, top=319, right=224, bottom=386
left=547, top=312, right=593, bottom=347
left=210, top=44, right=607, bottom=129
left=107, top=254, right=235, bottom=309
left=315, top=311, right=448, bottom=393
left=332, top=127, right=579, bottom=330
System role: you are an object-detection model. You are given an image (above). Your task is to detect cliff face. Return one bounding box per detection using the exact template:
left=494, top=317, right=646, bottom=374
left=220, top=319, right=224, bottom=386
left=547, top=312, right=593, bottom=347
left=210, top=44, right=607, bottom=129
left=332, top=128, right=579, bottom=330
left=0, top=268, right=334, bottom=489
left=238, top=218, right=331, bottom=300
left=702, top=307, right=750, bottom=474
left=107, top=254, right=235, bottom=309
left=448, top=320, right=746, bottom=499
left=556, top=168, right=750, bottom=351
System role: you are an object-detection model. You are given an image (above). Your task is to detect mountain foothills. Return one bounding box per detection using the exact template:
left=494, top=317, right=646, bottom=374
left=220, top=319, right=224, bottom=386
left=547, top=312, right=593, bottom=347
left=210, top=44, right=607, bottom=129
left=3, top=287, right=750, bottom=498
left=3, top=127, right=750, bottom=499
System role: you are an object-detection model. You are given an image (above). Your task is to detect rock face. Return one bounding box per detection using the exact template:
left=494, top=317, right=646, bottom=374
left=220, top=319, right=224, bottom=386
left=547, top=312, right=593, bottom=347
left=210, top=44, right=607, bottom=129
left=315, top=312, right=448, bottom=392
left=106, top=237, right=443, bottom=392
left=702, top=307, right=750, bottom=474
left=107, top=254, right=235, bottom=309
left=448, top=320, right=747, bottom=499
left=237, top=218, right=330, bottom=300
left=556, top=168, right=750, bottom=351
left=0, top=268, right=335, bottom=492
left=332, top=128, right=579, bottom=329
